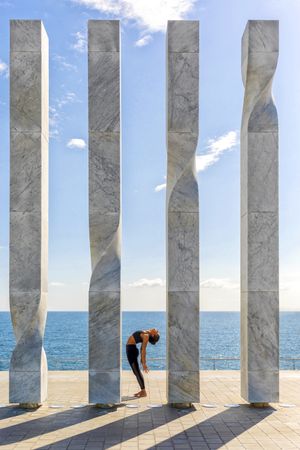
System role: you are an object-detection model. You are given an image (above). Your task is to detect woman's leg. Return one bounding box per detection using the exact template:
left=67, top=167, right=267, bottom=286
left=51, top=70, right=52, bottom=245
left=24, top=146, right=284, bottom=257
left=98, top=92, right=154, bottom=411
left=130, top=359, right=145, bottom=390
left=126, top=345, right=145, bottom=392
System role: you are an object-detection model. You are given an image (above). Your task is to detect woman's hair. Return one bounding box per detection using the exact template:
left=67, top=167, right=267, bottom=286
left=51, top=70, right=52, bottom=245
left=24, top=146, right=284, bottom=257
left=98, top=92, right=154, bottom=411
left=149, top=332, right=160, bottom=345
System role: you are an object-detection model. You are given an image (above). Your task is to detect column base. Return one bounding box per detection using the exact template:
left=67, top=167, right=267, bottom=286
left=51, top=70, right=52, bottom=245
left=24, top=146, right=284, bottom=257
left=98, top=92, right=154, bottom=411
left=170, top=402, right=193, bottom=409
left=250, top=402, right=270, bottom=408
left=95, top=403, right=116, bottom=409
left=19, top=403, right=41, bottom=409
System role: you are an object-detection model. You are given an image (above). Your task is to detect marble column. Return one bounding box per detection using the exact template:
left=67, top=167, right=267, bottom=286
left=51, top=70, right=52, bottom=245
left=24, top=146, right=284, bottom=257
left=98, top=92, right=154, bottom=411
left=88, top=20, right=121, bottom=404
left=241, top=20, right=279, bottom=404
left=166, top=20, right=200, bottom=405
left=9, top=20, right=49, bottom=405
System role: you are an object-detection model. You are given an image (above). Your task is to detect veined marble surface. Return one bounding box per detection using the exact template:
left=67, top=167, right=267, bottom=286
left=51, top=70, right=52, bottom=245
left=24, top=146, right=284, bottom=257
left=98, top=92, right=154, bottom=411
left=88, top=20, right=121, bottom=404
left=166, top=20, right=200, bottom=404
left=240, top=20, right=279, bottom=403
left=9, top=20, right=49, bottom=404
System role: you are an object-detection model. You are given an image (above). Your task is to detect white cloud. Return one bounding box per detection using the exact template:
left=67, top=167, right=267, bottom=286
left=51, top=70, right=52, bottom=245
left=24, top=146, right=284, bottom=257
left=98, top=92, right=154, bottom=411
left=53, top=54, right=77, bottom=71
left=155, top=183, right=166, bottom=192
left=135, top=34, right=153, bottom=47
left=72, top=0, right=197, bottom=33
left=129, top=278, right=165, bottom=288
left=57, top=92, right=78, bottom=109
left=200, top=278, right=239, bottom=290
left=49, top=106, right=59, bottom=138
left=154, top=130, right=239, bottom=192
left=50, top=282, right=66, bottom=287
left=196, top=130, right=239, bottom=172
left=67, top=138, right=87, bottom=149
left=0, top=59, right=8, bottom=78
left=49, top=93, right=80, bottom=138
left=72, top=31, right=87, bottom=53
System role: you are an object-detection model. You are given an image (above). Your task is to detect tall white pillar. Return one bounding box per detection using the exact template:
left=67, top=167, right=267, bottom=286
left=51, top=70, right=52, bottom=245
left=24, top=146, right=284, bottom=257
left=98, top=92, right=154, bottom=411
left=166, top=20, right=200, bottom=405
left=88, top=20, right=121, bottom=404
left=241, top=20, right=279, bottom=404
left=9, top=20, right=49, bottom=405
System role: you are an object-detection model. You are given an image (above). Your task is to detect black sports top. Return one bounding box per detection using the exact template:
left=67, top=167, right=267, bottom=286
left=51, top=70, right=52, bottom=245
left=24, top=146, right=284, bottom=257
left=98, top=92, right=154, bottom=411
left=132, top=330, right=144, bottom=344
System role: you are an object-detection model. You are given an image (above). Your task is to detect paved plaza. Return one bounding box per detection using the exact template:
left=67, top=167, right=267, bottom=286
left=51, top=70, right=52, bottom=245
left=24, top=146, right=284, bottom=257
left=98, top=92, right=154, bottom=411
left=1, top=371, right=300, bottom=449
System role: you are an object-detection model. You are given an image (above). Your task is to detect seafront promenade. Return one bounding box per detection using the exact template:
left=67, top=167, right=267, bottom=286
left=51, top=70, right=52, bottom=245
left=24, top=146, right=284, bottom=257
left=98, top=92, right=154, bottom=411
left=1, top=371, right=300, bottom=449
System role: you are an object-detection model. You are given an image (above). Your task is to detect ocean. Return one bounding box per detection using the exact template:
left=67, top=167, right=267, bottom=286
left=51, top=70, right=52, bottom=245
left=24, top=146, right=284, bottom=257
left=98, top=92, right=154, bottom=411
left=0, top=311, right=300, bottom=371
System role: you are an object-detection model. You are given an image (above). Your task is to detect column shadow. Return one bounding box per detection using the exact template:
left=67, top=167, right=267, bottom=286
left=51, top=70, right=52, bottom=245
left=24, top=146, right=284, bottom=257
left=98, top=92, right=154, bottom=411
left=0, top=405, right=31, bottom=419
left=148, top=405, right=276, bottom=449
left=0, top=402, right=275, bottom=449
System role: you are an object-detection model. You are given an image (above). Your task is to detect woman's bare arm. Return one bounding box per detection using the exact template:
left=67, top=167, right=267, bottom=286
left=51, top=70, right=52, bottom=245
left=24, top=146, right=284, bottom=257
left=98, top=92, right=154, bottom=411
left=140, top=333, right=149, bottom=373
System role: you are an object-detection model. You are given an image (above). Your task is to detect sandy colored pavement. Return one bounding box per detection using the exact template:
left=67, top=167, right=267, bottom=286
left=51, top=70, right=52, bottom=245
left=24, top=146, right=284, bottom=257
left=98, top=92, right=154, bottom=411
left=1, top=371, right=300, bottom=449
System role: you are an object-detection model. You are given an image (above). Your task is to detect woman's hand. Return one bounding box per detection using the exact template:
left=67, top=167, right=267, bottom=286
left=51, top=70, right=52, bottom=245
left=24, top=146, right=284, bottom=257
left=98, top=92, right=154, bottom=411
left=142, top=362, right=149, bottom=373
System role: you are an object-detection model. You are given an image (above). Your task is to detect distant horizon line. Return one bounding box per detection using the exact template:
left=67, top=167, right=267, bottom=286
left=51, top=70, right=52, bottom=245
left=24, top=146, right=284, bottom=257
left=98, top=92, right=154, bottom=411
left=1, top=309, right=300, bottom=313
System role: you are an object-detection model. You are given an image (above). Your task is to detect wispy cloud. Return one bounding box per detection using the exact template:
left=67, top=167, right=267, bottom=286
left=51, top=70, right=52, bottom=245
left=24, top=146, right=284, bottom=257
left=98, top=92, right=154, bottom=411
left=0, top=59, right=8, bottom=78
left=154, top=130, right=239, bottom=192
left=57, top=92, right=78, bottom=109
left=67, top=138, right=86, bottom=149
left=200, top=278, right=239, bottom=290
left=135, top=35, right=153, bottom=47
left=196, top=130, right=239, bottom=172
left=129, top=276, right=239, bottom=290
left=49, top=106, right=59, bottom=138
left=72, top=0, right=197, bottom=34
left=154, top=183, right=166, bottom=193
left=72, top=31, right=87, bottom=53
left=129, top=278, right=165, bottom=288
left=53, top=54, right=77, bottom=72
left=49, top=93, right=80, bottom=139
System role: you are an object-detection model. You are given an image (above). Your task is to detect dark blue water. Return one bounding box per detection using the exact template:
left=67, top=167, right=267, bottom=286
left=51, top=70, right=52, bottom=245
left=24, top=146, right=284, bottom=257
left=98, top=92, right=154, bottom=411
left=0, top=312, right=300, bottom=370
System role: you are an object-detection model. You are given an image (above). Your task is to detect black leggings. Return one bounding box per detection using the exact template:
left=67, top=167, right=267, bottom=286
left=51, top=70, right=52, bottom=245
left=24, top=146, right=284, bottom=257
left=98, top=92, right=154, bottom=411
left=126, top=344, right=145, bottom=390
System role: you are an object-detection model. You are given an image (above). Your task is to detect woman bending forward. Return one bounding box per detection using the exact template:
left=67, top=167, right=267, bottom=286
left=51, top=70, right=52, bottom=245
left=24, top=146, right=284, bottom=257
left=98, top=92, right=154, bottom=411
left=126, top=329, right=160, bottom=398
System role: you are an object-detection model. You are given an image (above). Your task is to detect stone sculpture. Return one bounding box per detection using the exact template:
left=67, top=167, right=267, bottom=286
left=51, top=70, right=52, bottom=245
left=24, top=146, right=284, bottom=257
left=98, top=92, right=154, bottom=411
left=166, top=20, right=200, bottom=405
left=9, top=20, right=49, bottom=405
left=241, top=20, right=279, bottom=403
left=88, top=20, right=121, bottom=404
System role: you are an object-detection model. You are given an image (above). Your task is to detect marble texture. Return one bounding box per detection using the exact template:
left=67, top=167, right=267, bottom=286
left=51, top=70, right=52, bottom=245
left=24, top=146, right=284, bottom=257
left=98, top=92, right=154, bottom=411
left=168, top=371, right=200, bottom=404
left=168, top=212, right=199, bottom=291
left=168, top=292, right=199, bottom=372
left=240, top=20, right=279, bottom=403
left=167, top=21, right=200, bottom=404
left=9, top=20, right=49, bottom=404
left=88, top=20, right=119, bottom=52
left=89, top=133, right=120, bottom=213
left=88, top=52, right=119, bottom=132
left=89, top=292, right=120, bottom=371
left=10, top=133, right=45, bottom=213
left=168, top=53, right=198, bottom=133
left=88, top=20, right=121, bottom=404
left=168, top=20, right=199, bottom=53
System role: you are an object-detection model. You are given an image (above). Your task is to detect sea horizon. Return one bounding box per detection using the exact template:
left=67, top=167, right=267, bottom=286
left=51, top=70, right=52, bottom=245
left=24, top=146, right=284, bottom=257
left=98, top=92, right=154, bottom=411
left=1, top=311, right=300, bottom=372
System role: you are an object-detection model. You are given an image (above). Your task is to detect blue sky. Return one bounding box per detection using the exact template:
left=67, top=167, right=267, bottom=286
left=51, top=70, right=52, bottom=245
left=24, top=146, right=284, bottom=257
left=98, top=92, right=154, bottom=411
left=1, top=0, right=300, bottom=311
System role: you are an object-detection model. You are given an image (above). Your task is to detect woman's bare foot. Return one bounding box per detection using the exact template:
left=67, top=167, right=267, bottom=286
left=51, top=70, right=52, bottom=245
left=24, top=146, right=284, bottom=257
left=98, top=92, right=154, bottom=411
left=134, top=390, right=147, bottom=398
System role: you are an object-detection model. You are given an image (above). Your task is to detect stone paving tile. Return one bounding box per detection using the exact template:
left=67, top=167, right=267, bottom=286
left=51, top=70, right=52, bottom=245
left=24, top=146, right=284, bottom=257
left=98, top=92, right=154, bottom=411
left=1, top=371, right=300, bottom=449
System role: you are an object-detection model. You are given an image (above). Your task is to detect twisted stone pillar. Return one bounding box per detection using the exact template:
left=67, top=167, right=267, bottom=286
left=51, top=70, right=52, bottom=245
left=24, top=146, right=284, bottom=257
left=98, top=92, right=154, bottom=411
left=88, top=20, right=121, bottom=404
left=241, top=20, right=279, bottom=404
left=9, top=20, right=49, bottom=405
left=166, top=20, right=200, bottom=405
